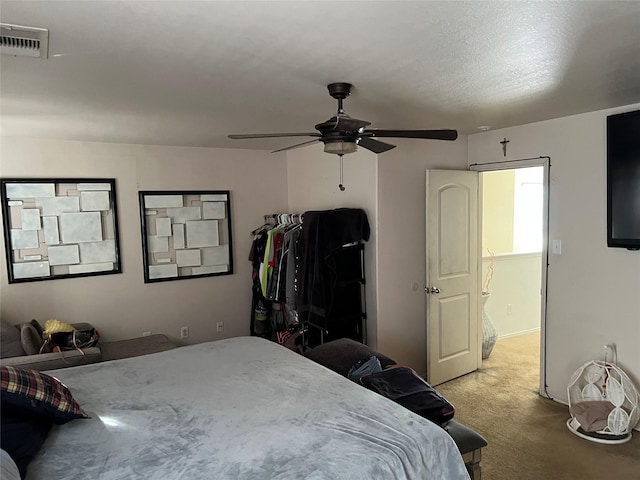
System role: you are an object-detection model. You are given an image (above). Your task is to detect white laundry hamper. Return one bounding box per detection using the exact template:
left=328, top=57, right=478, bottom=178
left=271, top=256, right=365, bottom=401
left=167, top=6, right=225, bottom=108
left=567, top=359, right=639, bottom=444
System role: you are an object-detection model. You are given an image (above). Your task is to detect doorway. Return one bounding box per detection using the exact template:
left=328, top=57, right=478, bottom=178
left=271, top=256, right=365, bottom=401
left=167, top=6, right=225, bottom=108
left=473, top=158, right=549, bottom=396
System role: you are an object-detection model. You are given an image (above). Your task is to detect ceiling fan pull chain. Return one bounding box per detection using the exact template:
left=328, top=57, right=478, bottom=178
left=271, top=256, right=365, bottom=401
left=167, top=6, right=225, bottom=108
left=339, top=154, right=346, bottom=191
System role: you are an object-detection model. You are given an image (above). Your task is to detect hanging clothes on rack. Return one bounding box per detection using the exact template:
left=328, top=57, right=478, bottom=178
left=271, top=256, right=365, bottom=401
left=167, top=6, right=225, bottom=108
left=249, top=220, right=272, bottom=337
left=249, top=209, right=369, bottom=349
left=296, top=208, right=370, bottom=327
left=249, top=214, right=303, bottom=340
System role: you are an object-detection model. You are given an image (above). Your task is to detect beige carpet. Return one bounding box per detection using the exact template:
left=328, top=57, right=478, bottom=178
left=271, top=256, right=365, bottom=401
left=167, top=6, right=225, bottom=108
left=436, top=332, right=640, bottom=480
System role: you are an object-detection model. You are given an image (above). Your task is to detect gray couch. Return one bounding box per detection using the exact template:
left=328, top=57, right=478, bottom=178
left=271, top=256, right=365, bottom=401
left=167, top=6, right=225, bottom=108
left=1, top=320, right=102, bottom=371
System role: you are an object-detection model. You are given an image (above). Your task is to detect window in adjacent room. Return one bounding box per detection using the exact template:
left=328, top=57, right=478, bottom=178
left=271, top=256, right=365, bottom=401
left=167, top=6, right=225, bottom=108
left=513, top=166, right=543, bottom=253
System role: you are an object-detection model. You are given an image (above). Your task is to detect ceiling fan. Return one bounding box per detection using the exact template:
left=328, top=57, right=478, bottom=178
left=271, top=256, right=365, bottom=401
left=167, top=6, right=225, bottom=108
left=228, top=83, right=458, bottom=156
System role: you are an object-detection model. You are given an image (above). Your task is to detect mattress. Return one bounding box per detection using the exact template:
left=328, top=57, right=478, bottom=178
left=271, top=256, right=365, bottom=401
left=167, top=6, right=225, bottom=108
left=28, top=336, right=469, bottom=479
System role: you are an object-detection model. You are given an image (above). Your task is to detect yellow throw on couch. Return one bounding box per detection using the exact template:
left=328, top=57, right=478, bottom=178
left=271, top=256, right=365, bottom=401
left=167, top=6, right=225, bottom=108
left=42, top=319, right=75, bottom=339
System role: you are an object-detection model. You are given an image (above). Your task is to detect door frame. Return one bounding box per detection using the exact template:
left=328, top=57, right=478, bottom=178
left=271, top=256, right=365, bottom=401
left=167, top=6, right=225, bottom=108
left=470, top=156, right=550, bottom=397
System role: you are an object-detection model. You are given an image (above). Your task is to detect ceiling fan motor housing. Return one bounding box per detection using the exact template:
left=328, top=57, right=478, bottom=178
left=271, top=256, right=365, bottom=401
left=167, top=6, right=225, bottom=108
left=327, top=82, right=353, bottom=100
left=315, top=118, right=359, bottom=155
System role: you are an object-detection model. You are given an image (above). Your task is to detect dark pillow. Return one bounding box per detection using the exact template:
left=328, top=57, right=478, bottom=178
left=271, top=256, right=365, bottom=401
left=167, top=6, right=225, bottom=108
left=0, top=322, right=25, bottom=359
left=303, top=338, right=397, bottom=377
left=0, top=366, right=88, bottom=425
left=14, top=319, right=44, bottom=339
left=19, top=324, right=43, bottom=355
left=0, top=412, right=52, bottom=479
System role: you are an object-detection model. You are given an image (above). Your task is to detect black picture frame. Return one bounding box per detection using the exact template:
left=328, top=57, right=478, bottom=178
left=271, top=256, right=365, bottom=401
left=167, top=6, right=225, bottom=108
left=139, top=190, right=234, bottom=283
left=1, top=178, right=122, bottom=284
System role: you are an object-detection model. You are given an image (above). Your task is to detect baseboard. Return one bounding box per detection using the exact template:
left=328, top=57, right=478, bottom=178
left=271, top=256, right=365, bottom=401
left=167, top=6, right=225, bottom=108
left=498, top=327, right=540, bottom=339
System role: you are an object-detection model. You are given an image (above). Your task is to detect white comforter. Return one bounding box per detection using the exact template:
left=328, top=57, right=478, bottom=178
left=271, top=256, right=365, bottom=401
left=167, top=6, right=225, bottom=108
left=28, top=336, right=469, bottom=479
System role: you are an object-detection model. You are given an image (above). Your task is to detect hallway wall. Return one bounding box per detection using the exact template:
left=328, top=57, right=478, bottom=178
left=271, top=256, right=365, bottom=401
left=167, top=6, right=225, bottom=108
left=482, top=253, right=542, bottom=338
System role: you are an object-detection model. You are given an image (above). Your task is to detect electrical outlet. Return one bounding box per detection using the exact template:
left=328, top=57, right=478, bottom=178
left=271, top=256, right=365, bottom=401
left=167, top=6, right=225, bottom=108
left=142, top=331, right=152, bottom=337
left=216, top=321, right=224, bottom=333
left=506, top=304, right=513, bottom=315
left=180, top=326, right=189, bottom=339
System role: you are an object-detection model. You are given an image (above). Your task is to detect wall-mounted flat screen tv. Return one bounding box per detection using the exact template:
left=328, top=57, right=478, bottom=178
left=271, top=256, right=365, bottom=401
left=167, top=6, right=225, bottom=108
left=607, top=109, right=640, bottom=250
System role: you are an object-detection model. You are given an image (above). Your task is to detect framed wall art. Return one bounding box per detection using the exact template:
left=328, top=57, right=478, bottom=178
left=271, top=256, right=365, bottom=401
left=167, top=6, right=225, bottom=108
left=139, top=190, right=234, bottom=283
left=1, top=178, right=122, bottom=284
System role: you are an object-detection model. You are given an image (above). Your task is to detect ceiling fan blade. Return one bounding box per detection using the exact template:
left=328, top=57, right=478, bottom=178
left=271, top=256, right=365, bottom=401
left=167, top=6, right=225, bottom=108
left=363, top=129, right=458, bottom=141
left=271, top=139, right=320, bottom=153
left=228, top=132, right=319, bottom=139
left=358, top=137, right=396, bottom=154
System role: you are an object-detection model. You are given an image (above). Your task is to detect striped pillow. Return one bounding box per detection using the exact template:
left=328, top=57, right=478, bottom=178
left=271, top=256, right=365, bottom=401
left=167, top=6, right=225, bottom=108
left=0, top=366, right=88, bottom=424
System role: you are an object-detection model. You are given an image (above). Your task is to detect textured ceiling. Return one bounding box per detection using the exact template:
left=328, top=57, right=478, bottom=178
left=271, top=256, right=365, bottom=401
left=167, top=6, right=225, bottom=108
left=1, top=1, right=639, bottom=151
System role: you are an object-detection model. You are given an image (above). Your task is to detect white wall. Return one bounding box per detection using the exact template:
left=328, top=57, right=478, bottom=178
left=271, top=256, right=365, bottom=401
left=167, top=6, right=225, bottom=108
left=482, top=253, right=542, bottom=338
left=0, top=138, right=288, bottom=344
left=469, top=103, right=640, bottom=401
left=286, top=143, right=379, bottom=346
left=482, top=170, right=515, bottom=254
left=376, top=138, right=468, bottom=376
left=286, top=138, right=470, bottom=377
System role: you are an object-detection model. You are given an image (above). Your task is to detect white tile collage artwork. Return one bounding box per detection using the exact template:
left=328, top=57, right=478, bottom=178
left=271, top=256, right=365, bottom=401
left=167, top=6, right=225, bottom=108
left=5, top=182, right=118, bottom=280
left=4, top=182, right=231, bottom=282
left=143, top=193, right=230, bottom=280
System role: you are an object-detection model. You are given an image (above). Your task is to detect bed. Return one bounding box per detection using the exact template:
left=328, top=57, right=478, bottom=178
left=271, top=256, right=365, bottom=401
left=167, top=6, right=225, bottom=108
left=25, top=336, right=469, bottom=479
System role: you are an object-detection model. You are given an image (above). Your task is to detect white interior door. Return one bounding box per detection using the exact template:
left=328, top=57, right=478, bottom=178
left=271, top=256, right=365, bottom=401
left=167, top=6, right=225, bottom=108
left=426, top=169, right=480, bottom=385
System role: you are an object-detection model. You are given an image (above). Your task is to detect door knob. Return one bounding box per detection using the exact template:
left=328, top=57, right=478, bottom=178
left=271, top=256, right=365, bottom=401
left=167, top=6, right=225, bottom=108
left=425, top=286, right=440, bottom=294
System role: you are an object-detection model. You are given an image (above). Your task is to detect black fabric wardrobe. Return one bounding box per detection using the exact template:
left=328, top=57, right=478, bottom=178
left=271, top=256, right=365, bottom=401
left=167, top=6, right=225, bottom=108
left=249, top=208, right=369, bottom=349
left=296, top=208, right=369, bottom=347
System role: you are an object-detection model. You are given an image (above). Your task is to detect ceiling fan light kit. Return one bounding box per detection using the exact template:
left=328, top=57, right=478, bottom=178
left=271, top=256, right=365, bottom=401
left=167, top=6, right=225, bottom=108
left=323, top=139, right=358, bottom=155
left=228, top=82, right=458, bottom=156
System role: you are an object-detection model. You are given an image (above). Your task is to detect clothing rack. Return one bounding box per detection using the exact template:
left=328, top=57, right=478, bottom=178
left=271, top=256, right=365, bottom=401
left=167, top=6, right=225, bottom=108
left=250, top=213, right=303, bottom=236
left=264, top=213, right=304, bottom=225
left=249, top=208, right=369, bottom=350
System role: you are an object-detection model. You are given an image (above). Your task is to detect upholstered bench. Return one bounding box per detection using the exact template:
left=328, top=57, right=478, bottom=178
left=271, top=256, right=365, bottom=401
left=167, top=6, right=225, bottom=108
left=303, top=338, right=488, bottom=480
left=101, top=334, right=178, bottom=361
left=445, top=420, right=487, bottom=480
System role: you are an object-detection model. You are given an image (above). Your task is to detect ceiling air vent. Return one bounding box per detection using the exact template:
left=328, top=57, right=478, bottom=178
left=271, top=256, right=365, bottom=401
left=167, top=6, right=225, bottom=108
left=1, top=23, right=49, bottom=59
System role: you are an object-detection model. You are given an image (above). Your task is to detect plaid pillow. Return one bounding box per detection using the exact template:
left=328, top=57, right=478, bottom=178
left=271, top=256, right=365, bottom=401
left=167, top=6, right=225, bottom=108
left=0, top=366, right=88, bottom=424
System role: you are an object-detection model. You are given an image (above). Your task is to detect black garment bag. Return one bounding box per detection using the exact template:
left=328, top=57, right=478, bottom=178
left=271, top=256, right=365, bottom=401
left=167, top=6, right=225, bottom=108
left=360, top=366, right=455, bottom=426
